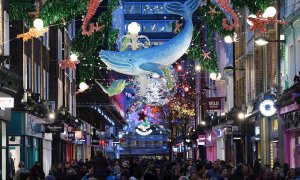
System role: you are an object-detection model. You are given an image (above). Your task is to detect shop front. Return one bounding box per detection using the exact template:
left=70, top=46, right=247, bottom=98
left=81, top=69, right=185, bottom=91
left=0, top=93, right=14, bottom=180
left=282, top=110, right=300, bottom=168
left=205, top=129, right=217, bottom=161
left=8, top=112, right=50, bottom=170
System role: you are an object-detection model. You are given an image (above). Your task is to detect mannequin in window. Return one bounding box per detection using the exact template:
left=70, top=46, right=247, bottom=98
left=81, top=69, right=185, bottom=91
left=8, top=151, right=15, bottom=180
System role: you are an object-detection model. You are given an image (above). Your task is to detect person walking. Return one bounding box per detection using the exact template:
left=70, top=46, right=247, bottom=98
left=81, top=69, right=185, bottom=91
left=93, top=149, right=109, bottom=180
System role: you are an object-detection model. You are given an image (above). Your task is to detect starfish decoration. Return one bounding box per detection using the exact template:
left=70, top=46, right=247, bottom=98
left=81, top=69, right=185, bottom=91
left=248, top=11, right=288, bottom=33
left=174, top=20, right=183, bottom=34
left=17, top=28, right=48, bottom=41
left=58, top=57, right=80, bottom=70
left=138, top=111, right=147, bottom=121
left=202, top=50, right=211, bottom=59
left=208, top=6, right=221, bottom=19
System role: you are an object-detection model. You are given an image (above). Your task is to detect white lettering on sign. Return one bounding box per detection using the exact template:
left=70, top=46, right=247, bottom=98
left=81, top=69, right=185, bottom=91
left=0, top=98, right=14, bottom=108
left=209, top=101, right=219, bottom=106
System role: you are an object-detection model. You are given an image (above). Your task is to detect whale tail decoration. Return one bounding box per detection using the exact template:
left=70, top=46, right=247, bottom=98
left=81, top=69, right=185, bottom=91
left=164, top=0, right=202, bottom=18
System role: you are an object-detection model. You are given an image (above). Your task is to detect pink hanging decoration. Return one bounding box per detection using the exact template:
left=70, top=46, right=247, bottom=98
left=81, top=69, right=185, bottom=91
left=248, top=11, right=288, bottom=33
left=216, top=0, right=238, bottom=30
left=82, top=0, right=105, bottom=36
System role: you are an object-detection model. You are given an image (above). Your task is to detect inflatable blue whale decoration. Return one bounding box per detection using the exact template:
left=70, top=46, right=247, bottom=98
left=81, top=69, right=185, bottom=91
left=99, top=0, right=204, bottom=77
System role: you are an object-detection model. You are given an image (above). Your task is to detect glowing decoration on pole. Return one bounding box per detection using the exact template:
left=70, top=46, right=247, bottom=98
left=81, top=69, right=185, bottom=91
left=82, top=0, right=105, bottom=36
left=259, top=99, right=277, bottom=117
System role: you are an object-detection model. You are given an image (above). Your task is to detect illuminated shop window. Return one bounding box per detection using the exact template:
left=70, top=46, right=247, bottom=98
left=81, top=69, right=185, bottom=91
left=142, top=3, right=166, bottom=14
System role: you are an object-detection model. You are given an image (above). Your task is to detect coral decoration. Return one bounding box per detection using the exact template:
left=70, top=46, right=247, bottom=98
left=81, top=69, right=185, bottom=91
left=16, top=28, right=48, bottom=41
left=216, top=0, right=238, bottom=30
left=82, top=0, right=105, bottom=36
left=208, top=6, right=221, bottom=19
left=248, top=11, right=288, bottom=33
left=174, top=20, right=183, bottom=34
left=202, top=50, right=211, bottom=59
left=58, top=58, right=80, bottom=70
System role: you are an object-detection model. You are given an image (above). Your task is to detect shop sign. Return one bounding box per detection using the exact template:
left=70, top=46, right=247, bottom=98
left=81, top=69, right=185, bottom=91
left=75, top=131, right=83, bottom=139
left=255, top=126, right=260, bottom=135
left=68, top=132, right=75, bottom=140
left=91, top=136, right=100, bottom=145
left=217, top=129, right=223, bottom=137
left=45, top=124, right=64, bottom=133
left=0, top=97, right=14, bottom=108
left=197, top=135, right=206, bottom=145
left=206, top=98, right=221, bottom=110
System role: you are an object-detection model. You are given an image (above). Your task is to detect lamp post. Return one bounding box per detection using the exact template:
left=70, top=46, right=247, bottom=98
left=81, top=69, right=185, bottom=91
left=254, top=36, right=285, bottom=46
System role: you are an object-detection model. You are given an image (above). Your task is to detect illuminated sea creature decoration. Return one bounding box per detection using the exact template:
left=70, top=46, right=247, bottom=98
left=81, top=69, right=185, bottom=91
left=95, top=79, right=129, bottom=97
left=211, top=0, right=238, bottom=30
left=82, top=0, right=105, bottom=36
left=17, top=28, right=48, bottom=41
left=202, top=50, right=211, bottom=59
left=247, top=11, right=287, bottom=33
left=208, top=6, right=221, bottom=19
left=58, top=57, right=80, bottom=70
left=99, top=0, right=203, bottom=82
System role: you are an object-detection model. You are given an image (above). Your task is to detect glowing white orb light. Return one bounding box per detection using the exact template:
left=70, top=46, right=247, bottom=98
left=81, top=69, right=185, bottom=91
left=263, top=6, right=277, bottom=18
left=259, top=99, right=277, bottom=117
left=224, top=35, right=233, bottom=44
left=79, top=82, right=89, bottom=91
left=128, top=22, right=141, bottom=35
left=210, top=72, right=217, bottom=80
left=70, top=53, right=78, bottom=62
left=247, top=14, right=257, bottom=26
left=33, top=18, right=44, bottom=29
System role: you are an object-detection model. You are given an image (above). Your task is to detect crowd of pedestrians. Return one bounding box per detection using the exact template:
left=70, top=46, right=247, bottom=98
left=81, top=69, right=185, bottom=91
left=11, top=150, right=300, bottom=180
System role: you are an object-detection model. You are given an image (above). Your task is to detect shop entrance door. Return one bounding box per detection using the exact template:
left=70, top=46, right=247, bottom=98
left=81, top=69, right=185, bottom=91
left=295, top=147, right=300, bottom=167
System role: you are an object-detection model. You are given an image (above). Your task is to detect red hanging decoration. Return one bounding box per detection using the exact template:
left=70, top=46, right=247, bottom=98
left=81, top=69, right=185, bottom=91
left=216, top=0, right=238, bottom=30
left=58, top=58, right=80, bottom=70
left=82, top=0, right=105, bottom=36
left=248, top=11, right=288, bottom=33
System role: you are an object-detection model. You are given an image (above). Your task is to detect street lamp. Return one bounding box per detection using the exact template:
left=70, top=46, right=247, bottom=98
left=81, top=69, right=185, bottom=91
left=224, top=65, right=245, bottom=73
left=255, top=36, right=285, bottom=46
left=238, top=112, right=245, bottom=120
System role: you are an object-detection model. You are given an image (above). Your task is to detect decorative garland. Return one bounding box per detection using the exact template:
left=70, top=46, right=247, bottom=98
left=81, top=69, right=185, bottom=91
left=187, top=0, right=271, bottom=73
left=10, top=0, right=89, bottom=26
left=71, top=0, right=119, bottom=82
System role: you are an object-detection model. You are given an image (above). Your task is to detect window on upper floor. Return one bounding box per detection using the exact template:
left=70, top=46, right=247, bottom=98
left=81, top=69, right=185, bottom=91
left=124, top=3, right=168, bottom=14
left=124, top=3, right=141, bottom=14
left=142, top=3, right=166, bottom=14
left=43, top=31, right=49, bottom=49
left=125, top=20, right=174, bottom=33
